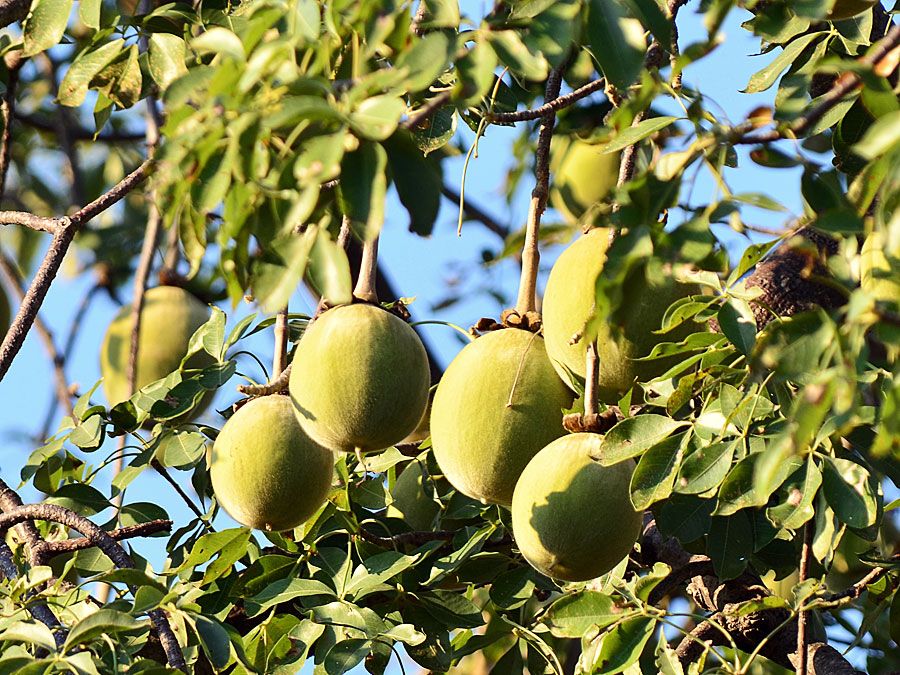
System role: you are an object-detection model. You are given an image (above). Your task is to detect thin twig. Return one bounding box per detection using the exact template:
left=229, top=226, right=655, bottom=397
left=0, top=251, right=73, bottom=416
left=39, top=55, right=85, bottom=207
left=151, top=460, right=214, bottom=532
left=514, top=64, right=565, bottom=317
left=0, top=158, right=153, bottom=382
left=0, top=503, right=186, bottom=670
left=488, top=77, right=606, bottom=124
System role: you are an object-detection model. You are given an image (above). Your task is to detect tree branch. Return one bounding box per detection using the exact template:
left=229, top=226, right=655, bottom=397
left=488, top=77, right=607, bottom=124
left=440, top=185, right=509, bottom=239
left=36, top=519, right=173, bottom=555
left=0, top=159, right=153, bottom=383
left=14, top=110, right=146, bottom=143
left=0, top=0, right=29, bottom=31
left=0, top=503, right=186, bottom=671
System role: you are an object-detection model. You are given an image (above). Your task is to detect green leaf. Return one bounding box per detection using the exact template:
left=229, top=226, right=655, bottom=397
left=488, top=30, right=549, bottom=81
left=767, top=457, right=822, bottom=530
left=192, top=614, right=232, bottom=670
left=45, top=483, right=111, bottom=516
left=418, top=590, right=485, bottom=629
left=707, top=512, right=754, bottom=580
left=291, top=0, right=321, bottom=42
left=149, top=33, right=188, bottom=90
left=153, top=429, right=207, bottom=469
left=597, top=415, right=690, bottom=465
left=586, top=0, right=646, bottom=89
left=743, top=32, right=823, bottom=94
left=592, top=616, right=657, bottom=674
left=394, top=32, right=453, bottom=92
left=63, top=610, right=143, bottom=651
left=630, top=433, right=686, bottom=510
left=416, top=0, right=460, bottom=29
left=0, top=622, right=58, bottom=651
left=542, top=591, right=629, bottom=638
left=79, top=0, right=101, bottom=29
left=621, top=0, right=671, bottom=47
left=252, top=227, right=319, bottom=312
left=822, top=457, right=878, bottom=529
left=853, top=110, right=900, bottom=159
left=717, top=297, right=757, bottom=355
left=58, top=40, right=125, bottom=107
left=490, top=567, right=535, bottom=610
left=385, top=133, right=443, bottom=236
left=307, top=229, right=353, bottom=307
left=677, top=439, right=736, bottom=495
left=249, top=577, right=335, bottom=613
left=192, top=27, right=245, bottom=62
left=338, top=141, right=388, bottom=240
left=23, top=0, right=73, bottom=56
left=178, top=527, right=249, bottom=574
left=324, top=638, right=369, bottom=675
left=349, top=96, right=406, bottom=141
left=604, top=117, right=680, bottom=154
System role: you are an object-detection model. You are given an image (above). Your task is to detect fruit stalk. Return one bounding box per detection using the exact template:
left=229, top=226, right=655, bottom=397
left=273, top=305, right=289, bottom=378
left=353, top=234, right=380, bottom=304
left=583, top=341, right=599, bottom=416
left=514, top=65, right=564, bottom=317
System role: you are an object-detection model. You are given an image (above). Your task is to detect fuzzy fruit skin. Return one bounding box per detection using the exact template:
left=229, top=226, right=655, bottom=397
left=386, top=460, right=440, bottom=531
left=289, top=303, right=430, bottom=453
left=431, top=328, right=574, bottom=507
left=549, top=136, right=619, bottom=224
left=209, top=395, right=334, bottom=531
left=542, top=228, right=699, bottom=401
left=0, top=287, right=9, bottom=340
left=512, top=433, right=641, bottom=582
left=826, top=0, right=877, bottom=20
left=861, top=232, right=899, bottom=309
left=100, top=286, right=212, bottom=408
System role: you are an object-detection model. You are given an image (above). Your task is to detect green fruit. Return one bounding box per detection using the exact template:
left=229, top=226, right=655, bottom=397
left=861, top=232, right=900, bottom=309
left=289, top=303, right=431, bottom=454
left=386, top=460, right=441, bottom=531
left=542, top=228, right=700, bottom=401
left=431, top=328, right=574, bottom=506
left=512, top=433, right=640, bottom=582
left=0, top=287, right=9, bottom=339
left=209, top=395, right=334, bottom=531
left=549, top=136, right=620, bottom=224
left=100, top=286, right=212, bottom=408
left=826, top=0, right=878, bottom=20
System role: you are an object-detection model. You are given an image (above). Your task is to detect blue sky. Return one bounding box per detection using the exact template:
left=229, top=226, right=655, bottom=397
left=0, top=2, right=881, bottom=671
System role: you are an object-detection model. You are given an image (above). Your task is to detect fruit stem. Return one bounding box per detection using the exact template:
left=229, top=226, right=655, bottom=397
left=353, top=235, right=380, bottom=304
left=514, top=65, right=564, bottom=317
left=583, top=341, right=599, bottom=417
left=273, top=305, right=289, bottom=379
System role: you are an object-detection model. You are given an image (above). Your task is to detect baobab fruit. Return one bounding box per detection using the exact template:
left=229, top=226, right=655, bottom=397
left=289, top=303, right=430, bottom=454
left=511, top=433, right=640, bottom=582
left=549, top=135, right=619, bottom=223
left=826, top=0, right=878, bottom=20
left=100, top=286, right=212, bottom=407
left=542, top=228, right=699, bottom=401
left=208, top=395, right=334, bottom=531
left=861, top=232, right=899, bottom=308
left=430, top=328, right=573, bottom=507
left=386, top=460, right=441, bottom=531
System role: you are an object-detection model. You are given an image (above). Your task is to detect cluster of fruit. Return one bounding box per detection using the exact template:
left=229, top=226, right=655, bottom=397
left=92, top=138, right=699, bottom=585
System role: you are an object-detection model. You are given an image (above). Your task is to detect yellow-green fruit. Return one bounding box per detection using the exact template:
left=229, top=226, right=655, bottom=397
left=386, top=460, right=441, bottom=531
left=100, top=286, right=212, bottom=407
left=0, top=287, right=9, bottom=339
left=431, top=328, right=574, bottom=507
left=542, top=228, right=700, bottom=401
left=549, top=136, right=620, bottom=223
left=826, top=0, right=878, bottom=20
left=861, top=232, right=900, bottom=308
left=512, top=433, right=640, bottom=582
left=209, top=395, right=334, bottom=531
left=289, top=303, right=430, bottom=454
